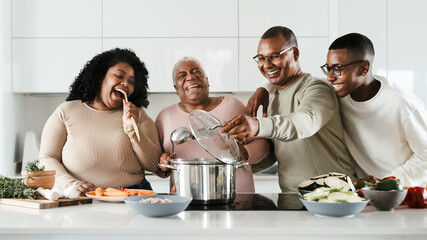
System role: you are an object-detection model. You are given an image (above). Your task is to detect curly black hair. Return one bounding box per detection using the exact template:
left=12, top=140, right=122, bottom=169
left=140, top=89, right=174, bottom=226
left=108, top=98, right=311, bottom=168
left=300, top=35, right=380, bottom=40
left=66, top=48, right=150, bottom=108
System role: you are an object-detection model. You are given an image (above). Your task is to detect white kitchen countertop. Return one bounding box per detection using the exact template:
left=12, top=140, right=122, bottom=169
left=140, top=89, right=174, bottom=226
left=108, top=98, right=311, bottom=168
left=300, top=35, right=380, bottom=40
left=1, top=197, right=426, bottom=240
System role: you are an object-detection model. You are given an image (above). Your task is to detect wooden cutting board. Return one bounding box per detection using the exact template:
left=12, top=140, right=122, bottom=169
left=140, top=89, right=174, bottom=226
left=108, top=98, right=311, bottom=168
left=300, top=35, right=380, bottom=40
left=0, top=197, right=92, bottom=209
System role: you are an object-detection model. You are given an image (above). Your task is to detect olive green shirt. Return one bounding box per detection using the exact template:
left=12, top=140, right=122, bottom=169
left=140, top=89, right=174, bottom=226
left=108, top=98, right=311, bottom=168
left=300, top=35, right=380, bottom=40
left=256, top=73, right=360, bottom=192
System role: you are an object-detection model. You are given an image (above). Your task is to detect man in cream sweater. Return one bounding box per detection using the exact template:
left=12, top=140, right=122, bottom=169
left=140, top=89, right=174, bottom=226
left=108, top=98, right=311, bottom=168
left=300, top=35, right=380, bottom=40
left=323, top=33, right=427, bottom=187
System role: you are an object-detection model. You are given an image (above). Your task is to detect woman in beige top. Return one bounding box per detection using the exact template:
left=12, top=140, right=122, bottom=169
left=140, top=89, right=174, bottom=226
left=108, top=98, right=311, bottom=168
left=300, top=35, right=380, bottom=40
left=39, top=48, right=166, bottom=194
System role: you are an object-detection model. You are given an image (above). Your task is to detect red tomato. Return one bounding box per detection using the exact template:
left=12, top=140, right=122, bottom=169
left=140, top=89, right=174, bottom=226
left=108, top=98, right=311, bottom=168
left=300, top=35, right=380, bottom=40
left=381, top=176, right=400, bottom=182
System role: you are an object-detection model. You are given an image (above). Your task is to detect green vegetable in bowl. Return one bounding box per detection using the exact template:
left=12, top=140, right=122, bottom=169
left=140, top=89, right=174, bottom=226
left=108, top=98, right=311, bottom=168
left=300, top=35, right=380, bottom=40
left=25, top=161, right=45, bottom=174
left=374, top=178, right=403, bottom=191
left=303, top=187, right=365, bottom=203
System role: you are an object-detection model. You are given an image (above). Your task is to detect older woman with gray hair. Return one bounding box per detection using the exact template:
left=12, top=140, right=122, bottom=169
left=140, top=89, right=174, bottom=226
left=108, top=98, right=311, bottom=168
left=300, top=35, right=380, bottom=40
left=155, top=56, right=270, bottom=192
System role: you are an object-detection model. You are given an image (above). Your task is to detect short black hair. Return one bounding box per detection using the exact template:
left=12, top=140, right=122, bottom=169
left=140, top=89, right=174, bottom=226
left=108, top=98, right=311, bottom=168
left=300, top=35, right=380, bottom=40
left=329, top=33, right=375, bottom=57
left=66, top=48, right=150, bottom=108
left=261, top=26, right=298, bottom=48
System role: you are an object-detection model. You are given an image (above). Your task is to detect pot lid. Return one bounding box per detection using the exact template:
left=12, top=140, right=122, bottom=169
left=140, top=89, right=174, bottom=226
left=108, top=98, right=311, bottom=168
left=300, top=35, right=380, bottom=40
left=188, top=110, right=239, bottom=164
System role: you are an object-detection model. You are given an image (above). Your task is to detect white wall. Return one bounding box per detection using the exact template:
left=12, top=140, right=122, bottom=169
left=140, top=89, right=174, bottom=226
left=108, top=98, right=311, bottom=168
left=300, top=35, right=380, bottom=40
left=2, top=0, right=427, bottom=177
left=0, top=0, right=5, bottom=175
left=1, top=0, right=25, bottom=176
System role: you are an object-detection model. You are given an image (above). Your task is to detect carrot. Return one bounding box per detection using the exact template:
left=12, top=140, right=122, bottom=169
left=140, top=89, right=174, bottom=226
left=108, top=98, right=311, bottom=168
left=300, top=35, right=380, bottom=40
left=137, top=189, right=156, bottom=195
left=95, top=187, right=104, bottom=196
left=93, top=187, right=155, bottom=197
left=124, top=189, right=138, bottom=196
left=105, top=187, right=117, bottom=192
left=103, top=190, right=128, bottom=197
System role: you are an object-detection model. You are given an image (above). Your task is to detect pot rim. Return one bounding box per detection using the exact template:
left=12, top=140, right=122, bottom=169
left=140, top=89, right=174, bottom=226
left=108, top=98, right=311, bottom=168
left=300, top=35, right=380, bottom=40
left=170, top=158, right=238, bottom=165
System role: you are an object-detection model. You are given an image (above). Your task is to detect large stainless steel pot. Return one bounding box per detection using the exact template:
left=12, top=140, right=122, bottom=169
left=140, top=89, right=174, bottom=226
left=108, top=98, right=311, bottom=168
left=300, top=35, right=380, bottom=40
left=160, top=158, right=248, bottom=205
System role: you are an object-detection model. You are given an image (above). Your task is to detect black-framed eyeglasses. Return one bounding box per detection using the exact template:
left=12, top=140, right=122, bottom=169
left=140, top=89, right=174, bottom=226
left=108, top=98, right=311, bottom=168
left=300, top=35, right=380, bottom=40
left=253, top=46, right=294, bottom=65
left=320, top=60, right=365, bottom=76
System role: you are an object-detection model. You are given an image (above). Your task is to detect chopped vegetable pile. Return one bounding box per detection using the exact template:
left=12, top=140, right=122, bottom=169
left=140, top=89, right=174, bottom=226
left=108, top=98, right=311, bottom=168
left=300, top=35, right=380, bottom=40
left=298, top=172, right=355, bottom=192
left=303, top=187, right=365, bottom=203
left=87, top=187, right=156, bottom=197
left=0, top=176, right=36, bottom=199
left=355, top=176, right=403, bottom=191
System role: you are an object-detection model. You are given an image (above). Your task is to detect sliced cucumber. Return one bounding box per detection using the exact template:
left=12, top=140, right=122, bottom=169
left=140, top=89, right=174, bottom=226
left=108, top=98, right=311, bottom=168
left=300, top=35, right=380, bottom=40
left=303, top=191, right=329, bottom=201
left=304, top=187, right=365, bottom=203
left=327, top=192, right=350, bottom=202
left=347, top=195, right=364, bottom=203
left=318, top=198, right=338, bottom=203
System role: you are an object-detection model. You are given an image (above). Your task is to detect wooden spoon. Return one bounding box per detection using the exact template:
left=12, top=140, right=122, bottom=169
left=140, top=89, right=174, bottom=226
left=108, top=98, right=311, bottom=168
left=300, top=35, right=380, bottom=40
left=117, top=89, right=140, bottom=141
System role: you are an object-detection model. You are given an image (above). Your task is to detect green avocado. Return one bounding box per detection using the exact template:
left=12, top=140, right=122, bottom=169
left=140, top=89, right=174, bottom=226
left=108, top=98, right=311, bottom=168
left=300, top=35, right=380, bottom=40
left=375, top=179, right=403, bottom=191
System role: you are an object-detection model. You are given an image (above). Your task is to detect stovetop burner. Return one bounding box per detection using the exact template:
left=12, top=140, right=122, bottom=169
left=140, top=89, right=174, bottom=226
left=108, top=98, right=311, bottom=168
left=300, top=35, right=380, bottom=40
left=185, top=193, right=306, bottom=211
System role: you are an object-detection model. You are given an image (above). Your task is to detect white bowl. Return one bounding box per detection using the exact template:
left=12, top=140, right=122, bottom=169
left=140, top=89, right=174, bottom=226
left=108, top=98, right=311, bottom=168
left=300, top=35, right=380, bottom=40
left=300, top=198, right=369, bottom=217
left=125, top=195, right=191, bottom=217
left=362, top=188, right=407, bottom=211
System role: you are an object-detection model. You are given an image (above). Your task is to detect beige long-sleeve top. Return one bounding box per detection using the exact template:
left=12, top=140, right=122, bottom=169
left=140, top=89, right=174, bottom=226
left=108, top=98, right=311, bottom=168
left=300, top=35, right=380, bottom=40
left=39, top=101, right=165, bottom=189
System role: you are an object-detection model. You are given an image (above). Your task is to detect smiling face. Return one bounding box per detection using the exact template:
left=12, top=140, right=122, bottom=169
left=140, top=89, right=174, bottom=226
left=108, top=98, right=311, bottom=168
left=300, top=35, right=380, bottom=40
left=257, top=35, right=300, bottom=89
left=326, top=49, right=365, bottom=98
left=92, top=62, right=135, bottom=110
left=173, top=60, right=209, bottom=105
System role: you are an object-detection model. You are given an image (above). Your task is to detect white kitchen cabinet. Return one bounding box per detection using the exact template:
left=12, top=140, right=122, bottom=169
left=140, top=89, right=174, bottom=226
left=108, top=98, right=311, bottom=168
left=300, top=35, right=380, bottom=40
left=239, top=37, right=328, bottom=92
left=103, top=38, right=239, bottom=92
left=388, top=0, right=427, bottom=104
left=239, top=0, right=329, bottom=37
left=338, top=0, right=387, bottom=77
left=238, top=38, right=268, bottom=92
left=145, top=175, right=170, bottom=193
left=12, top=39, right=102, bottom=93
left=103, top=0, right=238, bottom=37
left=12, top=0, right=102, bottom=37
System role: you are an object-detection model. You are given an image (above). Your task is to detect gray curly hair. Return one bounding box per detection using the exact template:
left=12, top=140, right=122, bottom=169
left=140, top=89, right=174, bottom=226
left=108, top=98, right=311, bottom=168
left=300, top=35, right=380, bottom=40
left=172, top=56, right=205, bottom=83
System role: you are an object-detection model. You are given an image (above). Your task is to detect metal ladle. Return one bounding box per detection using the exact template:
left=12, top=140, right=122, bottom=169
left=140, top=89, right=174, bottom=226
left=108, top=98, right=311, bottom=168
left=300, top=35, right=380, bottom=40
left=169, top=127, right=195, bottom=157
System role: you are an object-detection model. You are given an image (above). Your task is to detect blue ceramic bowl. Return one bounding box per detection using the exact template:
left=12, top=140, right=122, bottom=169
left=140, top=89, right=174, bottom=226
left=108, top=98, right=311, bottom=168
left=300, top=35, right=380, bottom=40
left=125, top=195, right=192, bottom=217
left=300, top=198, right=369, bottom=217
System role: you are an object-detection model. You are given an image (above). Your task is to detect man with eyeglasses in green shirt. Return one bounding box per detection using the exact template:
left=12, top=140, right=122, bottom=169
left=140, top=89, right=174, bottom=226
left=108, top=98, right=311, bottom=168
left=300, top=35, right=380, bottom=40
left=221, top=26, right=363, bottom=193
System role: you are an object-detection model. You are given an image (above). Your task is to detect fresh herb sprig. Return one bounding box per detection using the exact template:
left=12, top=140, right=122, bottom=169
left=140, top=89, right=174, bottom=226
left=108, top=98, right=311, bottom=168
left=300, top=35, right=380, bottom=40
left=0, top=177, right=36, bottom=199
left=25, top=162, right=45, bottom=173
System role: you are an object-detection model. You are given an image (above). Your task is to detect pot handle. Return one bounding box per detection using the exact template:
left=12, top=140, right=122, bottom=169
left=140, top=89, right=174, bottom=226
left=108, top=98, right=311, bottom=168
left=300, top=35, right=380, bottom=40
left=234, top=161, right=249, bottom=169
left=158, top=163, right=178, bottom=170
